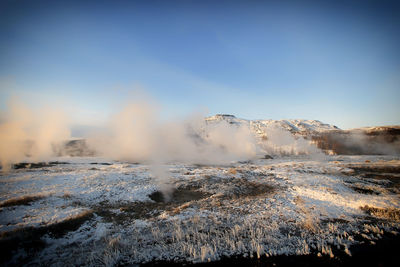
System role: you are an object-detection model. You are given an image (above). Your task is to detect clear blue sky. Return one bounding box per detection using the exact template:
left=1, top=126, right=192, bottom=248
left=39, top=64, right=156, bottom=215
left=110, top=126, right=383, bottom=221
left=1, top=0, right=399, bottom=129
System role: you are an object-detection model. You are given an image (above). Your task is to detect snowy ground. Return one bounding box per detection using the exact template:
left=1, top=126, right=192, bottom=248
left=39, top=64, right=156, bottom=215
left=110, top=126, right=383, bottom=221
left=1, top=155, right=400, bottom=265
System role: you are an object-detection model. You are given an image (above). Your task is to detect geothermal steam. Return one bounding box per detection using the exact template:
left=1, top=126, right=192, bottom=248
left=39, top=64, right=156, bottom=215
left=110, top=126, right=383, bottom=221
left=0, top=97, right=325, bottom=200
left=261, top=126, right=325, bottom=158
left=0, top=98, right=324, bottom=169
left=0, top=99, right=70, bottom=171
left=87, top=101, right=258, bottom=165
left=83, top=100, right=260, bottom=199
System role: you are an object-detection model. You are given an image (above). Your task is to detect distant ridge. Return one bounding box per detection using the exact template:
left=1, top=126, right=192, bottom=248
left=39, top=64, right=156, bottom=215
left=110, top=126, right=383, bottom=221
left=205, top=114, right=400, bottom=155
left=205, top=114, right=340, bottom=134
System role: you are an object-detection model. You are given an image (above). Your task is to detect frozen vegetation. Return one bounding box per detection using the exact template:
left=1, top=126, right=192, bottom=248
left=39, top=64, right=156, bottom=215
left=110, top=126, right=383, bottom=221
left=0, top=108, right=399, bottom=265
left=1, top=155, right=400, bottom=265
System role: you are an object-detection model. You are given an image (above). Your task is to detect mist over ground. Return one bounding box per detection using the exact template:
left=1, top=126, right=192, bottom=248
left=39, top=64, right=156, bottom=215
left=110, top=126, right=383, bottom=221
left=1, top=97, right=399, bottom=174
left=0, top=97, right=324, bottom=171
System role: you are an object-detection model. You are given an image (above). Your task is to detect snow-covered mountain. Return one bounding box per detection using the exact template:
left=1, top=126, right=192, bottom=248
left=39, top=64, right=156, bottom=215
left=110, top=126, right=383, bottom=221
left=205, top=115, right=400, bottom=155
left=205, top=114, right=340, bottom=136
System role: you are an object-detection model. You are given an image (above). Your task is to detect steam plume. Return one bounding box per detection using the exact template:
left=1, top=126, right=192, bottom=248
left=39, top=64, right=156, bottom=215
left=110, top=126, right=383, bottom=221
left=0, top=99, right=70, bottom=171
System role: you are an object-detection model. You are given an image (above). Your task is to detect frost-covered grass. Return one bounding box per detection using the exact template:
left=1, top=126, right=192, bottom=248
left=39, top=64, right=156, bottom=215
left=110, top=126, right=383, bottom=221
left=0, top=155, right=399, bottom=265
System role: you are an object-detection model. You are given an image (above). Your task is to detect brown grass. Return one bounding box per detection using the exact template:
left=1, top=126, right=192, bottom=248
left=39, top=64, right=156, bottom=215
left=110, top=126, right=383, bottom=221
left=360, top=205, right=400, bottom=221
left=170, top=203, right=191, bottom=215
left=62, top=192, right=73, bottom=199
left=228, top=168, right=237, bottom=175
left=295, top=196, right=320, bottom=233
left=0, top=194, right=47, bottom=208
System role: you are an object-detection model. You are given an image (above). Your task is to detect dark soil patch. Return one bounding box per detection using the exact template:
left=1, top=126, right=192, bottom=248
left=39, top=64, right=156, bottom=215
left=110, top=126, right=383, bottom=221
left=263, top=154, right=274, bottom=159
left=344, top=164, right=400, bottom=192
left=92, top=187, right=212, bottom=224
left=221, top=179, right=275, bottom=199
left=0, top=195, right=46, bottom=208
left=94, top=204, right=163, bottom=223
left=45, top=210, right=93, bottom=238
left=349, top=165, right=400, bottom=174
left=148, top=191, right=165, bottom=203
left=359, top=172, right=400, bottom=180
left=149, top=188, right=209, bottom=204
left=0, top=210, right=93, bottom=265
left=321, top=218, right=350, bottom=224
left=0, top=210, right=93, bottom=240
left=350, top=186, right=380, bottom=195
left=0, top=229, right=47, bottom=266
left=13, top=161, right=69, bottom=169
left=90, top=162, right=113, bottom=165
left=357, top=173, right=400, bottom=191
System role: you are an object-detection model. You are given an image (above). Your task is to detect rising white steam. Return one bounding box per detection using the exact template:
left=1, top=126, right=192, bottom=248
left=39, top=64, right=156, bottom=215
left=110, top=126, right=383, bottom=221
left=261, top=126, right=324, bottom=157
left=87, top=101, right=259, bottom=165
left=84, top=101, right=260, bottom=199
left=87, top=102, right=158, bottom=163
left=0, top=99, right=70, bottom=172
left=0, top=96, right=327, bottom=178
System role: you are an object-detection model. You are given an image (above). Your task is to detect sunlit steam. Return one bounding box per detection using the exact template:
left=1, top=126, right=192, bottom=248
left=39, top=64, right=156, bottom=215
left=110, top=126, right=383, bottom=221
left=5, top=95, right=398, bottom=200
left=261, top=126, right=325, bottom=158
left=85, top=101, right=259, bottom=200
left=0, top=99, right=70, bottom=172
left=0, top=96, right=326, bottom=180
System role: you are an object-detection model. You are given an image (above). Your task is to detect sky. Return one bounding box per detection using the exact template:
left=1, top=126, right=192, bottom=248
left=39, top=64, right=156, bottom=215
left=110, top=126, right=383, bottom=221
left=0, top=0, right=399, bottom=130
